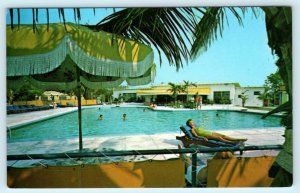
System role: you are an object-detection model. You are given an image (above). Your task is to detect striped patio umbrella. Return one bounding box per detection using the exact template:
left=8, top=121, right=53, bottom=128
left=7, top=23, right=156, bottom=150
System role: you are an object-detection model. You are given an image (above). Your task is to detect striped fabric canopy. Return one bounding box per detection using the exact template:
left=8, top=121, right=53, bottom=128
left=7, top=23, right=155, bottom=90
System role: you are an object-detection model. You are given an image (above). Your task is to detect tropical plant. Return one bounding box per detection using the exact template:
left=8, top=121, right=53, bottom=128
left=264, top=70, right=284, bottom=92
left=182, top=80, right=197, bottom=102
left=7, top=89, right=15, bottom=104
left=92, top=8, right=199, bottom=69
left=95, top=88, right=113, bottom=103
left=113, top=93, right=124, bottom=105
left=13, top=83, right=44, bottom=102
left=167, top=82, right=184, bottom=106
left=257, top=89, right=271, bottom=107
left=263, top=70, right=284, bottom=106
left=239, top=90, right=249, bottom=107
left=65, top=89, right=76, bottom=99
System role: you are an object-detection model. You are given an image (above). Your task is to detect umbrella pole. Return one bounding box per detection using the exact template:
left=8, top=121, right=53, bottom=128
left=76, top=67, right=83, bottom=151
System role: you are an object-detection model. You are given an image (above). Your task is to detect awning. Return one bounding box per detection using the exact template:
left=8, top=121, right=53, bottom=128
left=137, top=87, right=210, bottom=95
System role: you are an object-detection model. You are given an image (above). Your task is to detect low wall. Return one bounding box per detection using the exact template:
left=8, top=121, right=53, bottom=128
left=8, top=159, right=185, bottom=188
left=12, top=99, right=97, bottom=106
left=207, top=156, right=276, bottom=187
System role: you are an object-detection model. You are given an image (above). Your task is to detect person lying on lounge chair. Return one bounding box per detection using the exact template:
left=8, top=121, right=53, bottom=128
left=186, top=119, right=247, bottom=144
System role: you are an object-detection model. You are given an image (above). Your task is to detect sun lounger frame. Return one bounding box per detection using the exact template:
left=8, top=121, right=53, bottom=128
left=176, top=125, right=244, bottom=150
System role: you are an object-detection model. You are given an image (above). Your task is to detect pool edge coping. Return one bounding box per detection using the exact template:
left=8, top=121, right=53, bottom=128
left=7, top=109, right=78, bottom=130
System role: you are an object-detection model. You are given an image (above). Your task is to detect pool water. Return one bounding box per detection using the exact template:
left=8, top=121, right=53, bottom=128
left=8, top=107, right=282, bottom=142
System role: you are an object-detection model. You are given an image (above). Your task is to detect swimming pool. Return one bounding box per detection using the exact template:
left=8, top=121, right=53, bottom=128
left=8, top=107, right=282, bottom=142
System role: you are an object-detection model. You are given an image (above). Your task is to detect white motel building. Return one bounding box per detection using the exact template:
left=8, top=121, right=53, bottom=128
left=112, top=83, right=268, bottom=107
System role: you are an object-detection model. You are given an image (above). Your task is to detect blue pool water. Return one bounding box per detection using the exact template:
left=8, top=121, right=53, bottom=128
left=8, top=107, right=282, bottom=142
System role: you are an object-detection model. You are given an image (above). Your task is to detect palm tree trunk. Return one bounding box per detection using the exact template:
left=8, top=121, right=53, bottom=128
left=263, top=7, right=292, bottom=186
left=186, top=91, right=189, bottom=102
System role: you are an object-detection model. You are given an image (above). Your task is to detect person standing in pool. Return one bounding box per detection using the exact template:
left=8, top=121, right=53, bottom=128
left=123, top=113, right=127, bottom=121
left=98, top=114, right=103, bottom=120
left=186, top=119, right=247, bottom=144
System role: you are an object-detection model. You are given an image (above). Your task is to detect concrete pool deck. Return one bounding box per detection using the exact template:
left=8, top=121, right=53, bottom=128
left=6, top=107, right=78, bottom=129
left=7, top=104, right=285, bottom=167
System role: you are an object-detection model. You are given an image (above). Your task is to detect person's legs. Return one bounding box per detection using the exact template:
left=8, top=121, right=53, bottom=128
left=205, top=135, right=238, bottom=144
left=212, top=132, right=247, bottom=141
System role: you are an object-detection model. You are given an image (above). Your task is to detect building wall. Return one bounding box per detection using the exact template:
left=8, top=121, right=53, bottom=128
left=208, top=84, right=236, bottom=104
left=234, top=87, right=265, bottom=107
left=113, top=89, right=137, bottom=99
left=112, top=84, right=266, bottom=107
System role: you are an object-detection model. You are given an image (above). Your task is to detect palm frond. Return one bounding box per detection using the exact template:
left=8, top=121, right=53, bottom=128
left=32, top=9, right=36, bottom=33
left=90, top=8, right=197, bottom=70
left=73, top=8, right=77, bottom=23
left=46, top=8, right=49, bottom=31
left=17, top=8, right=20, bottom=30
left=9, top=9, right=13, bottom=30
left=261, top=101, right=291, bottom=119
left=76, top=8, right=81, bottom=21
left=59, top=8, right=67, bottom=31
left=35, top=8, right=39, bottom=23
left=228, top=7, right=245, bottom=26
left=190, top=7, right=223, bottom=59
left=57, top=9, right=61, bottom=22
left=191, top=7, right=251, bottom=60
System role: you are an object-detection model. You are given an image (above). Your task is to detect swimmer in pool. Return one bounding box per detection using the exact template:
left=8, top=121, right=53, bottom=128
left=123, top=113, right=127, bottom=121
left=186, top=119, right=247, bottom=144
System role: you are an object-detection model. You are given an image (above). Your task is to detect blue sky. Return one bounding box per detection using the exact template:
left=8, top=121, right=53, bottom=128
left=6, top=8, right=278, bottom=87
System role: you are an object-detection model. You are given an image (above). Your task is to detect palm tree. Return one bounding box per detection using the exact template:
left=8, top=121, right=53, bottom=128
left=167, top=82, right=184, bottom=107
left=182, top=80, right=197, bottom=102
left=8, top=8, right=85, bottom=33
left=257, top=91, right=271, bottom=107
left=239, top=90, right=249, bottom=107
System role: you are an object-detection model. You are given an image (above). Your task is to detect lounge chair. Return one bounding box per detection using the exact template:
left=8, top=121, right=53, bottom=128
left=7, top=106, right=14, bottom=114
left=176, top=125, right=244, bottom=148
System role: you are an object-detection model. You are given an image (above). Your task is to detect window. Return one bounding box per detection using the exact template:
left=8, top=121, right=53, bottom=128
left=213, top=91, right=230, bottom=104
left=254, top=91, right=261, bottom=95
left=59, top=95, right=67, bottom=100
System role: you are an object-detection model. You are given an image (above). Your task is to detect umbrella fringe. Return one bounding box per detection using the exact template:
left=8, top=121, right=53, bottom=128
left=7, top=36, right=68, bottom=76
left=7, top=67, right=156, bottom=90
left=68, top=36, right=154, bottom=77
left=8, top=35, right=154, bottom=78
left=80, top=76, right=125, bottom=89
left=126, top=64, right=156, bottom=86
left=7, top=76, right=77, bottom=91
